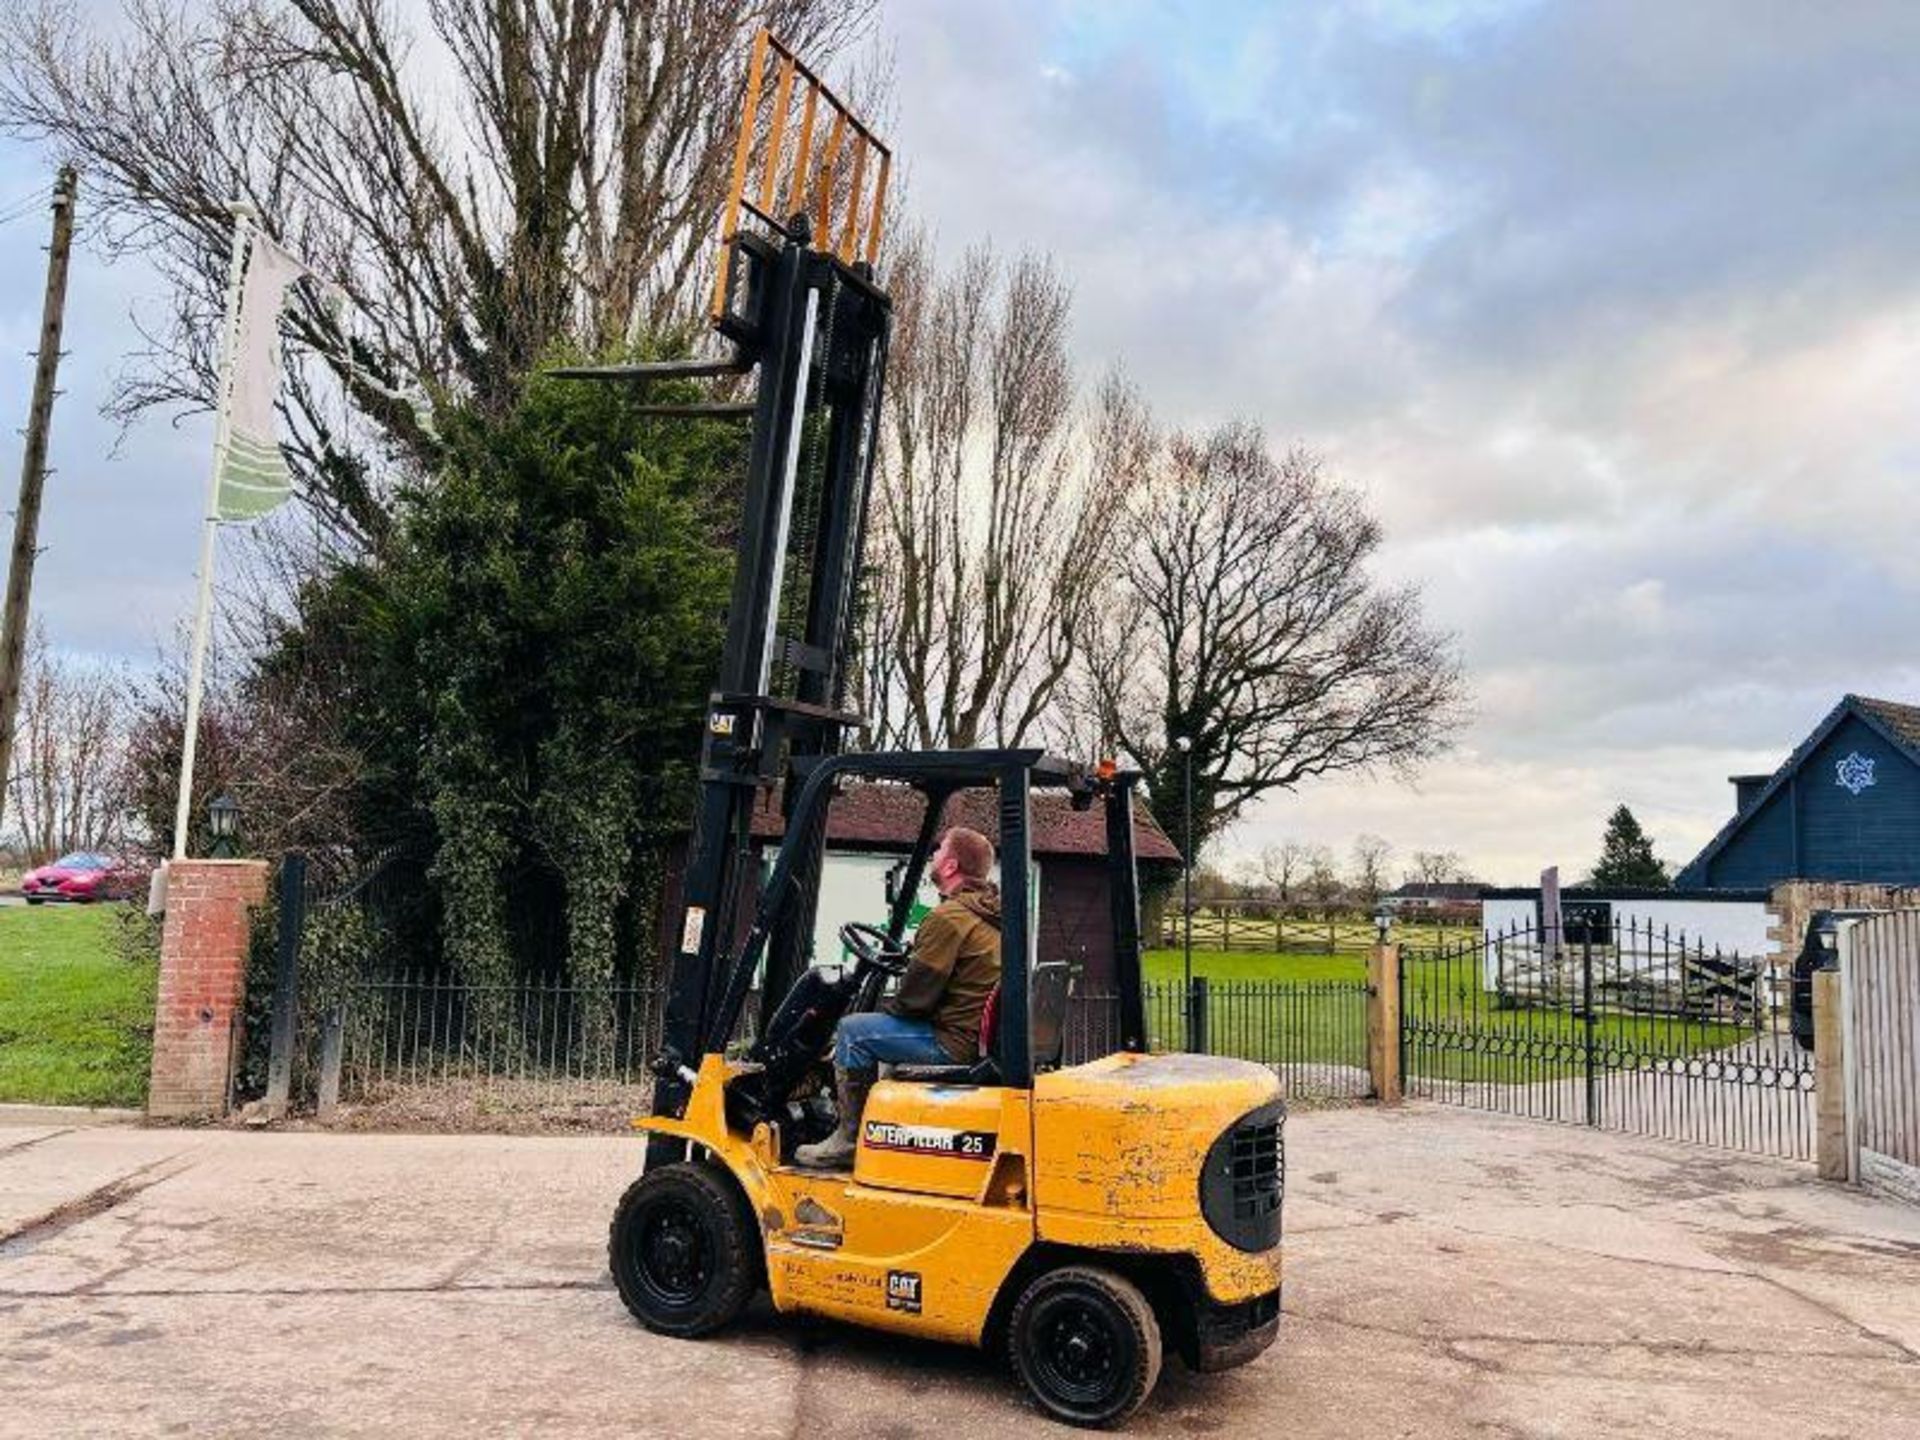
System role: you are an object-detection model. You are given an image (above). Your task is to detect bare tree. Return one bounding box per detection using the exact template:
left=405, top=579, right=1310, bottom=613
left=1080, top=420, right=1465, bottom=857
left=5, top=630, right=124, bottom=860
left=0, top=0, right=877, bottom=545
left=1256, top=840, right=1312, bottom=901
left=1407, top=848, right=1469, bottom=886
left=1299, top=844, right=1341, bottom=910
left=1191, top=862, right=1240, bottom=907
left=1348, top=833, right=1394, bottom=905
left=851, top=232, right=1132, bottom=749
left=116, top=609, right=367, bottom=864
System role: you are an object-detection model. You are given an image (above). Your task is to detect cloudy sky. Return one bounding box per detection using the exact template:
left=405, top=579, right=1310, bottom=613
left=4, top=1, right=1919, bottom=882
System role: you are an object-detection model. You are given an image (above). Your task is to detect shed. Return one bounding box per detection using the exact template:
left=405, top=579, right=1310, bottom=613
left=751, top=782, right=1183, bottom=989
left=1675, top=695, right=1920, bottom=890
left=655, top=781, right=1183, bottom=989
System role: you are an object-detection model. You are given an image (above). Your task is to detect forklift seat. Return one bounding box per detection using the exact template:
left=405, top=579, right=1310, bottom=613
left=889, top=963, right=1072, bottom=1085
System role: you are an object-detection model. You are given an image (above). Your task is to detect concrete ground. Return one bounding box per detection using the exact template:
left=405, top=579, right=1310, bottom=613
left=2, top=1105, right=1918, bottom=1438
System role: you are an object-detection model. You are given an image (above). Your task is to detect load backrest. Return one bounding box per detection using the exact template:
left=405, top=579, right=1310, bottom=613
left=976, top=962, right=1072, bottom=1069
left=1029, top=962, right=1071, bottom=1072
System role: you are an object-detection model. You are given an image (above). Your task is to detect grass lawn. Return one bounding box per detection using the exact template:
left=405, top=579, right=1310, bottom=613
left=1142, top=946, right=1364, bottom=983
left=0, top=904, right=155, bottom=1107
left=1123, top=946, right=1752, bottom=1083
left=1133, top=948, right=1368, bottom=1070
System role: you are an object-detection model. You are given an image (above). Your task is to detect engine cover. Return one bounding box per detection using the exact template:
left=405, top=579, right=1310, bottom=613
left=853, top=1080, right=1008, bottom=1199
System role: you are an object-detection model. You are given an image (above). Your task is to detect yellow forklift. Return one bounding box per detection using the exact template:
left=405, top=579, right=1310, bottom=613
left=567, top=32, right=1286, bottom=1428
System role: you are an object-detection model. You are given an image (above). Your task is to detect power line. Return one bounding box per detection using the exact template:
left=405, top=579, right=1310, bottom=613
left=0, top=183, right=52, bottom=211
left=0, top=186, right=54, bottom=228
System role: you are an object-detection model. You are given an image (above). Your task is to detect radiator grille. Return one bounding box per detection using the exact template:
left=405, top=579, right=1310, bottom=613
left=1227, top=1118, right=1283, bottom=1221
left=1201, top=1102, right=1287, bottom=1252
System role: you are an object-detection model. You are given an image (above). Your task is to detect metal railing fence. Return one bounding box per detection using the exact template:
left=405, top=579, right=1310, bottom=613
left=324, top=971, right=1372, bottom=1123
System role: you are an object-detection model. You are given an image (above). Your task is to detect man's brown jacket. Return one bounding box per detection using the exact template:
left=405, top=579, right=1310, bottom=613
left=884, top=882, right=1003, bottom=1061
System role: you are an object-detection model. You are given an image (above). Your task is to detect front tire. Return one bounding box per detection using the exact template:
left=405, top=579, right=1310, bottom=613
left=1009, top=1265, right=1162, bottom=1428
left=608, top=1160, right=761, bottom=1338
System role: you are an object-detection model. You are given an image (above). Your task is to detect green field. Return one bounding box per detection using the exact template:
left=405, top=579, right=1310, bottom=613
left=1142, top=946, right=1363, bottom=984
left=1132, top=948, right=1367, bottom=1071
left=1128, top=946, right=1753, bottom=1083
left=0, top=904, right=155, bottom=1107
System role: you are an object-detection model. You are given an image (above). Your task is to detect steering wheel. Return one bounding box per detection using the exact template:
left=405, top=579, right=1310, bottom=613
left=839, top=922, right=910, bottom=976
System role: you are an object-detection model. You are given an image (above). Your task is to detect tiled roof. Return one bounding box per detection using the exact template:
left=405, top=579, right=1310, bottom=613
left=1856, top=695, right=1920, bottom=755
left=749, top=780, right=1183, bottom=863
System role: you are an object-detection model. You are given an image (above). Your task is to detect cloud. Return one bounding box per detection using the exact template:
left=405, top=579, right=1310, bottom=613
left=5, top=1, right=1916, bottom=886
left=879, top=0, right=1920, bottom=880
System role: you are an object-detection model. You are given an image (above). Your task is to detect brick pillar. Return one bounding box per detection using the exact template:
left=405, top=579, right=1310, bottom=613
left=148, top=859, right=270, bottom=1120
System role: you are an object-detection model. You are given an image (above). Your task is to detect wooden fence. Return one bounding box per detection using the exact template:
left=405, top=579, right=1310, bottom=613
left=1842, top=911, right=1920, bottom=1203
left=1157, top=905, right=1476, bottom=955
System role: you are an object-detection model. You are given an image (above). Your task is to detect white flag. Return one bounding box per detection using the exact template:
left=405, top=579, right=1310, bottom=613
left=215, top=231, right=309, bottom=522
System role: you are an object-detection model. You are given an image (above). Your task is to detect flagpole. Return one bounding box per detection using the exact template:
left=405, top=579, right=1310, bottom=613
left=171, top=202, right=257, bottom=861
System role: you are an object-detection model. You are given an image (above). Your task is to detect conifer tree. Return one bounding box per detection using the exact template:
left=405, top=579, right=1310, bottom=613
left=1590, top=805, right=1669, bottom=888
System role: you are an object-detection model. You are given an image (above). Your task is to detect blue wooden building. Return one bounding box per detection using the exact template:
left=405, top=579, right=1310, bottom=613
left=1676, top=695, right=1920, bottom=890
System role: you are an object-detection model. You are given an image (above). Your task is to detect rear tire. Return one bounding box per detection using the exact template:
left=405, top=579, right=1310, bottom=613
left=1008, top=1265, right=1162, bottom=1428
left=608, top=1160, right=761, bottom=1338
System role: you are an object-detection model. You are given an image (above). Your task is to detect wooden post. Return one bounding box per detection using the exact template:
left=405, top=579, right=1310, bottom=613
left=1368, top=942, right=1402, bottom=1103
left=1814, top=968, right=1847, bottom=1182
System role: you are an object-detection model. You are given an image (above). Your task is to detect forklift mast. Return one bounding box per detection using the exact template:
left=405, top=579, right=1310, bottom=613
left=667, top=225, right=890, bottom=1094
left=560, top=34, right=1149, bottom=1170
left=557, top=33, right=897, bottom=1140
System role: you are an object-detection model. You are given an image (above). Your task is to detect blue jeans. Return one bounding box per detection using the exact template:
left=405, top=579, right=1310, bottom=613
left=836, top=1011, right=954, bottom=1076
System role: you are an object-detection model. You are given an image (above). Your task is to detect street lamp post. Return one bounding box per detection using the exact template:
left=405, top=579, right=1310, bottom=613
left=1174, top=736, right=1195, bottom=1050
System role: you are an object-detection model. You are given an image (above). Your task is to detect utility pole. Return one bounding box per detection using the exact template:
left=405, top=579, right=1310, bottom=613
left=0, top=166, right=78, bottom=843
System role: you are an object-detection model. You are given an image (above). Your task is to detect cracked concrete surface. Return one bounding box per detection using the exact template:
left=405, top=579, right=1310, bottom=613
left=2, top=1103, right=1917, bottom=1437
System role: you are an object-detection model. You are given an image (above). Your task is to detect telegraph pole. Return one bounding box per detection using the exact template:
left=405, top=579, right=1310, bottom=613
left=0, top=166, right=79, bottom=840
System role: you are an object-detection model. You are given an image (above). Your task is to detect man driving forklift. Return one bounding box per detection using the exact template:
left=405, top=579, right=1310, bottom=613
left=795, top=825, right=1002, bottom=1168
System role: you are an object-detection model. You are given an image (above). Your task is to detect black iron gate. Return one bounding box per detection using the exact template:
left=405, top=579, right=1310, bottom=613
left=1399, top=919, right=1815, bottom=1160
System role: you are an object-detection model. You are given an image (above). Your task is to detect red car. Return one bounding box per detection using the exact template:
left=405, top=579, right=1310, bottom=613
left=20, top=852, right=144, bottom=904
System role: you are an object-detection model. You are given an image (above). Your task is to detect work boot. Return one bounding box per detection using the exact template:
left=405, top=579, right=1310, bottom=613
left=795, top=1067, right=870, bottom=1169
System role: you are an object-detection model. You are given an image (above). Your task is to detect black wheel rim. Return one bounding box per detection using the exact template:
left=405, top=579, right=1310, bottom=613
left=630, top=1198, right=711, bottom=1311
left=1028, top=1291, right=1131, bottom=1413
